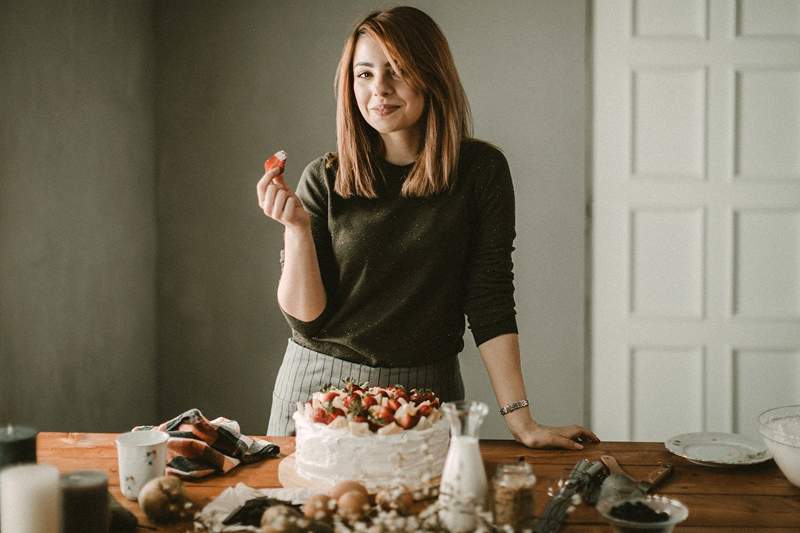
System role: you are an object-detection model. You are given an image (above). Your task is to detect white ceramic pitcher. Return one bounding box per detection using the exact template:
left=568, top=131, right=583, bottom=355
left=438, top=400, right=489, bottom=532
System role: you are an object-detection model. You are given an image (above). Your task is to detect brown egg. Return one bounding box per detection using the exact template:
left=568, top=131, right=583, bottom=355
left=393, top=489, right=415, bottom=515
left=375, top=488, right=414, bottom=515
left=303, top=494, right=334, bottom=521
left=336, top=490, right=370, bottom=522
left=328, top=480, right=368, bottom=500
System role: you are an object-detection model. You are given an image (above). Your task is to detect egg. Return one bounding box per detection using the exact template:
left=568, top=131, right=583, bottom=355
left=328, top=480, right=368, bottom=500
left=336, top=490, right=370, bottom=522
left=392, top=489, right=415, bottom=515
left=303, top=494, right=334, bottom=521
left=375, top=487, right=414, bottom=515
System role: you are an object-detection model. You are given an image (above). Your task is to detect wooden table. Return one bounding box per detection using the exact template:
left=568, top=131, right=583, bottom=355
left=38, top=433, right=800, bottom=532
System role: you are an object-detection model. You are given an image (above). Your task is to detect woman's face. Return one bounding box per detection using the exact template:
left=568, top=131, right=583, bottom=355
left=352, top=35, right=425, bottom=140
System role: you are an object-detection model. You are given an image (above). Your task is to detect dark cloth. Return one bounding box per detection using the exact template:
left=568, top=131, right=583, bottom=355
left=281, top=138, right=518, bottom=367
left=134, top=409, right=279, bottom=479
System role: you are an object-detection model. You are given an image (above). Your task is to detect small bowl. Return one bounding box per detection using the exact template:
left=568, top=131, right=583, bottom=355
left=758, top=404, right=800, bottom=487
left=596, top=495, right=689, bottom=532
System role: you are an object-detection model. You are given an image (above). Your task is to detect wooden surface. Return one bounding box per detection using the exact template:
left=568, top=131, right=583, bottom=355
left=38, top=433, right=800, bottom=532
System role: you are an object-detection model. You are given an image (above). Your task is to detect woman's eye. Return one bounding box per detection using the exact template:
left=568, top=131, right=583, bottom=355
left=354, top=70, right=401, bottom=80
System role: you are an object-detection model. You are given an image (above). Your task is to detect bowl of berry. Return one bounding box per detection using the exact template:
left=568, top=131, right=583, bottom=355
left=596, top=495, right=688, bottom=532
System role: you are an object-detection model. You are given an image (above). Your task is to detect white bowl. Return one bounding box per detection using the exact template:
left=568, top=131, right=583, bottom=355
left=596, top=495, right=689, bottom=532
left=758, top=405, right=800, bottom=487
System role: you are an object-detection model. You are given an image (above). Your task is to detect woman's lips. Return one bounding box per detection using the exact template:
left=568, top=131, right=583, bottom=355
left=373, top=105, right=400, bottom=116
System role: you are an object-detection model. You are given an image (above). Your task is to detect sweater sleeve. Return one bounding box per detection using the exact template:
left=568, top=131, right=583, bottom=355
left=279, top=156, right=338, bottom=337
left=464, top=147, right=518, bottom=347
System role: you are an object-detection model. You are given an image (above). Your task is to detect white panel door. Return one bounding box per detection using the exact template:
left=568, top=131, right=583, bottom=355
left=592, top=0, right=800, bottom=441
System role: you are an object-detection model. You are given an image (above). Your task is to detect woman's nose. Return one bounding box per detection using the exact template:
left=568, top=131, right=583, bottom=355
left=372, top=74, right=392, bottom=96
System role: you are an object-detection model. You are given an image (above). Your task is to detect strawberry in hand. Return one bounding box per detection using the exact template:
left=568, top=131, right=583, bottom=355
left=256, top=149, right=310, bottom=231
left=264, top=150, right=287, bottom=174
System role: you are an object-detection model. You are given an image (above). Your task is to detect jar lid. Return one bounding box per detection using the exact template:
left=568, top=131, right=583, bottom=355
left=493, top=460, right=537, bottom=487
left=495, top=461, right=534, bottom=475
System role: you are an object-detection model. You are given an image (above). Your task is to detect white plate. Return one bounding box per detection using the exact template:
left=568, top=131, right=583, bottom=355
left=665, top=432, right=772, bottom=467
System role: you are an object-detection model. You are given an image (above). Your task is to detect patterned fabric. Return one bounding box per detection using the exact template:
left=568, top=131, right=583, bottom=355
left=267, top=338, right=465, bottom=436
left=135, top=409, right=279, bottom=479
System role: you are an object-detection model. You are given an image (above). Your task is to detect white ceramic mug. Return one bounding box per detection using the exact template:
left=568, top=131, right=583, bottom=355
left=115, top=431, right=169, bottom=500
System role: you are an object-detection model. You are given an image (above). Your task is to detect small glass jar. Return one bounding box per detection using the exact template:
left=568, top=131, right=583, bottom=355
left=492, top=460, right=537, bottom=530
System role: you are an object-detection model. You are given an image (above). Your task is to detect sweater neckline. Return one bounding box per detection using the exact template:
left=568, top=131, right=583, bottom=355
left=379, top=159, right=414, bottom=177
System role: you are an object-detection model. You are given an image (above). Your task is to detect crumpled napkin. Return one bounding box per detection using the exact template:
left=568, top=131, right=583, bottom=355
left=194, top=483, right=311, bottom=532
left=134, top=408, right=279, bottom=478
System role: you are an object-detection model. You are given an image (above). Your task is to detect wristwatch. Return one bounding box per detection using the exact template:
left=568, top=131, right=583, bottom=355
left=499, top=399, right=529, bottom=416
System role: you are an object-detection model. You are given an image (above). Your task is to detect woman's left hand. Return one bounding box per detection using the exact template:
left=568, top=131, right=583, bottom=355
left=505, top=412, right=600, bottom=450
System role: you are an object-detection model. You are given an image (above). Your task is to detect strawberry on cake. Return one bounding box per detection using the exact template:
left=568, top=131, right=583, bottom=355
left=291, top=381, right=450, bottom=492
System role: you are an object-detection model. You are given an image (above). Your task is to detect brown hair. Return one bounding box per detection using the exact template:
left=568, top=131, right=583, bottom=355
left=333, top=6, right=473, bottom=198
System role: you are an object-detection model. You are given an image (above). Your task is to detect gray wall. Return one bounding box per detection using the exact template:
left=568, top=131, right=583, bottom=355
left=1, top=0, right=587, bottom=438
left=0, top=0, right=158, bottom=431
left=156, top=0, right=588, bottom=437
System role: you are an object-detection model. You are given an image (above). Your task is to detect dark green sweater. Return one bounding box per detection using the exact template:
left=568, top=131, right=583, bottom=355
left=281, top=139, right=517, bottom=367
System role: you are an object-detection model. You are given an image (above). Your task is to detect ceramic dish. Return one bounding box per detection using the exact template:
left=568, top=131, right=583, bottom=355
left=596, top=495, right=689, bottom=532
left=665, top=432, right=772, bottom=467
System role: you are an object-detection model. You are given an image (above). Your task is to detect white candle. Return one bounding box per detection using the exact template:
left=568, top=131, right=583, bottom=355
left=1, top=464, right=62, bottom=533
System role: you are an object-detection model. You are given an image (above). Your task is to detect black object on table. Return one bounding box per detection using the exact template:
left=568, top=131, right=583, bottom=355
left=0, top=425, right=37, bottom=468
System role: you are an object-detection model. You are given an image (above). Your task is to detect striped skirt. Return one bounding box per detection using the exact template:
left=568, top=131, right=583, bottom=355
left=267, top=339, right=465, bottom=435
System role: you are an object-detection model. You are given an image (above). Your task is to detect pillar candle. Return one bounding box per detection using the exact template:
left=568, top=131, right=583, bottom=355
left=0, top=464, right=61, bottom=533
left=60, top=470, right=110, bottom=533
left=0, top=425, right=37, bottom=469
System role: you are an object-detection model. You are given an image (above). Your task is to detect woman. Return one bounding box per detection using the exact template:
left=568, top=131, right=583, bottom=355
left=257, top=6, right=598, bottom=449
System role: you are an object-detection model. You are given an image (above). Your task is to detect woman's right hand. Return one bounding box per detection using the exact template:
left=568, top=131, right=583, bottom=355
left=256, top=166, right=310, bottom=231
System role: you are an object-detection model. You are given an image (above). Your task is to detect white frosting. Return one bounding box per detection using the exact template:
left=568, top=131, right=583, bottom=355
left=292, top=411, right=450, bottom=491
